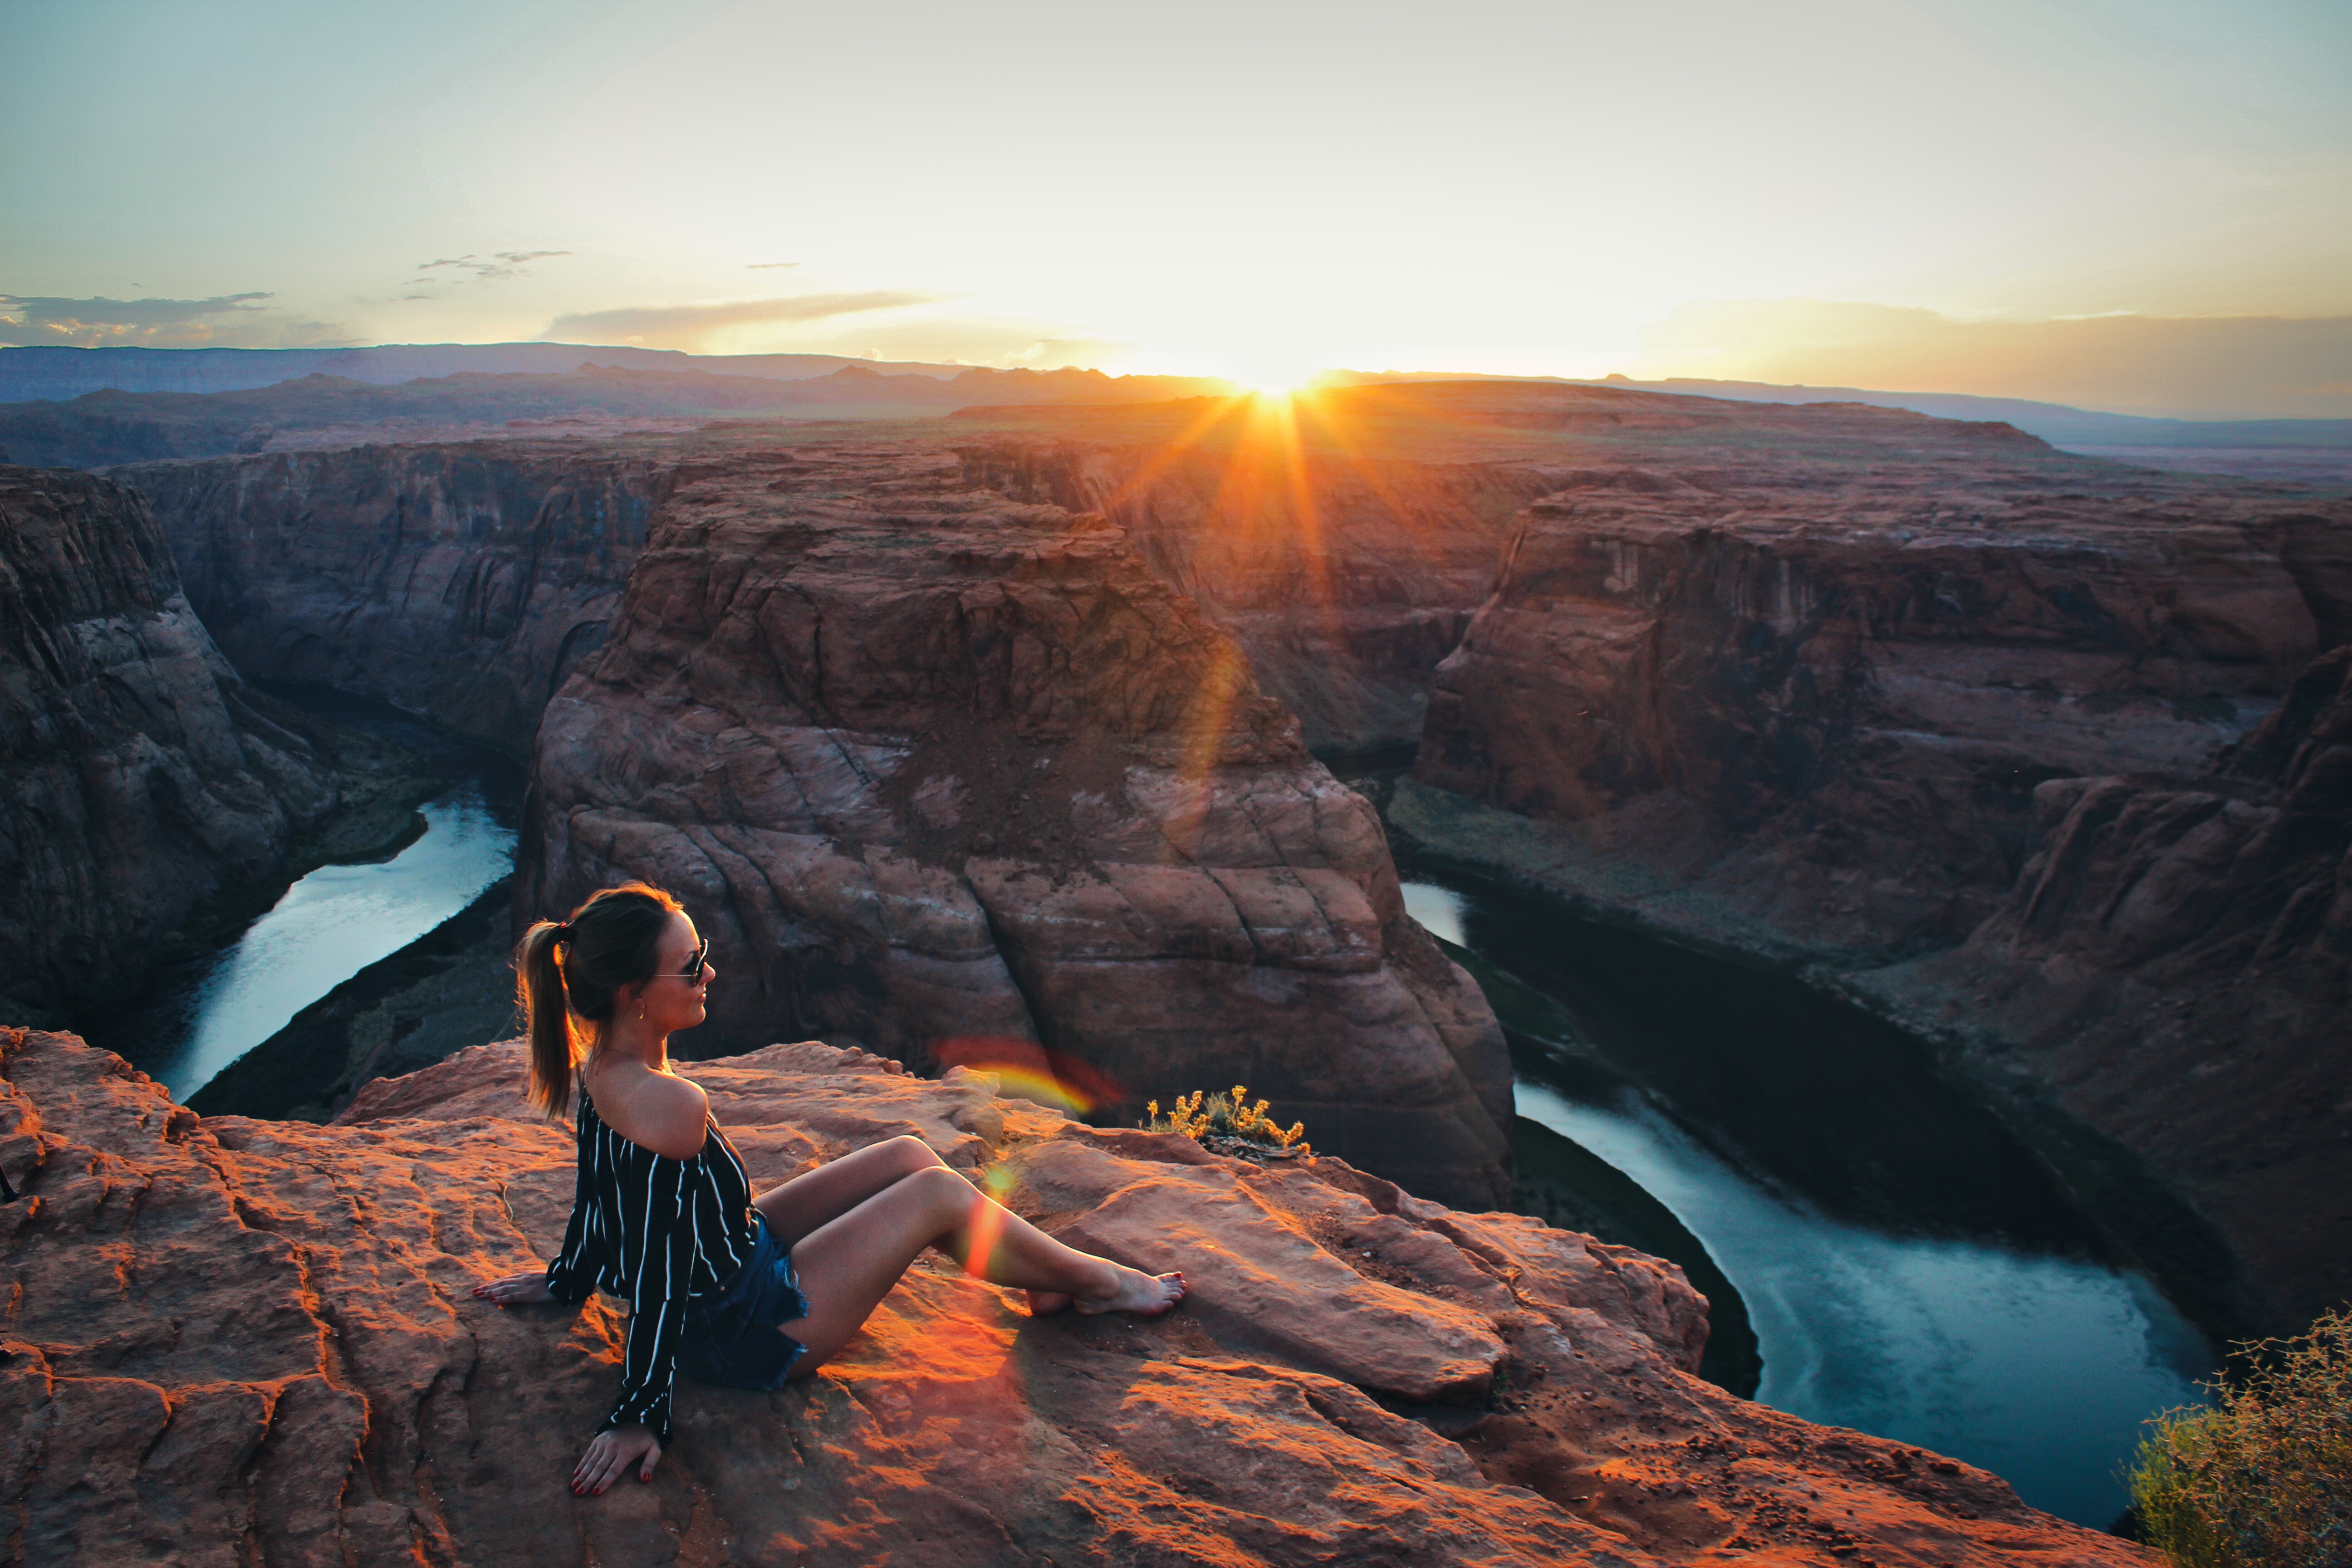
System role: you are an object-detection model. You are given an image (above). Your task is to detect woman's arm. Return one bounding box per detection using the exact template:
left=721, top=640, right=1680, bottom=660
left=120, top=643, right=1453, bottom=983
left=541, top=1123, right=599, bottom=1303
left=599, top=1154, right=694, bottom=1448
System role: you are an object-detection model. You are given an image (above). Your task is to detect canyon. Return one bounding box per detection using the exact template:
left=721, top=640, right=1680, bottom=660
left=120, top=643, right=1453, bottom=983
left=92, top=380, right=2352, bottom=1322
left=0, top=1023, right=2146, bottom=1567
left=0, top=466, right=437, bottom=1025
left=8, top=373, right=2343, bottom=1556
left=1382, top=413, right=2352, bottom=1328
left=121, top=444, right=672, bottom=750
left=107, top=429, right=1515, bottom=1206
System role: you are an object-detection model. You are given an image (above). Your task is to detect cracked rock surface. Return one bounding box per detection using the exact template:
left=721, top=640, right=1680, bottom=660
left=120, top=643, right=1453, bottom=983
left=3, top=1028, right=2143, bottom=1566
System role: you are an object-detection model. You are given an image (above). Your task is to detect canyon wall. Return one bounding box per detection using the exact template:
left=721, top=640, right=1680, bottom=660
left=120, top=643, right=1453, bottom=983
left=959, top=436, right=1559, bottom=755
left=1417, top=461, right=2335, bottom=954
left=116, top=443, right=675, bottom=750
left=1405, top=453, right=2352, bottom=1319
left=955, top=384, right=2084, bottom=761
left=0, top=1024, right=2144, bottom=1567
left=1877, top=642, right=2352, bottom=1325
left=0, top=466, right=342, bottom=1019
left=524, top=441, right=1515, bottom=1207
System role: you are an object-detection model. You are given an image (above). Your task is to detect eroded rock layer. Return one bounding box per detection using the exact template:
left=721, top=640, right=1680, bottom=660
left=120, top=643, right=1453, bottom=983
left=0, top=1027, right=2146, bottom=1567
left=117, top=444, right=673, bottom=749
left=960, top=432, right=1560, bottom=755
left=0, top=466, right=343, bottom=1019
left=525, top=443, right=1512, bottom=1207
left=951, top=382, right=2118, bottom=761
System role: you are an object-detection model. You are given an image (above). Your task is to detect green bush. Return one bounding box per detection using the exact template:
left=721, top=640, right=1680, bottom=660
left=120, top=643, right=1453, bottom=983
left=2128, top=1308, right=2352, bottom=1567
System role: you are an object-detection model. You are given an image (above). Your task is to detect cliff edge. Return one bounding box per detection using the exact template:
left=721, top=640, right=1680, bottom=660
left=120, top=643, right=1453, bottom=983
left=0, top=1028, right=2145, bottom=1567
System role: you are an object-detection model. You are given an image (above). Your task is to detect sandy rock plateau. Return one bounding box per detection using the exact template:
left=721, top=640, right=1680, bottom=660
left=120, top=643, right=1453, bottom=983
left=0, top=1027, right=2144, bottom=1567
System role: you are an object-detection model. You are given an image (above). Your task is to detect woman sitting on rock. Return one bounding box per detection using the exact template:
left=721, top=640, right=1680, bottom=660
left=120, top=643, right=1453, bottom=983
left=471, top=882, right=1186, bottom=1497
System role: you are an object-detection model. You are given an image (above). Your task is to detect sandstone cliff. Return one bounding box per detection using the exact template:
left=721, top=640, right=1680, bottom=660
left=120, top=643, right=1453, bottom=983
left=1400, top=451, right=2352, bottom=1320
left=524, top=442, right=1514, bottom=1207
left=1416, top=460, right=2338, bottom=953
left=953, top=383, right=2094, bottom=761
left=1869, top=642, right=2352, bottom=1326
left=0, top=466, right=353, bottom=1020
left=0, top=1026, right=2146, bottom=1567
left=116, top=444, right=674, bottom=750
left=959, top=426, right=1559, bottom=755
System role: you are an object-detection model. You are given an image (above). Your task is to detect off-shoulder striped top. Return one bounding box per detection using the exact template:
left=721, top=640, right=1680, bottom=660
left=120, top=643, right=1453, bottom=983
left=542, top=1085, right=758, bottom=1446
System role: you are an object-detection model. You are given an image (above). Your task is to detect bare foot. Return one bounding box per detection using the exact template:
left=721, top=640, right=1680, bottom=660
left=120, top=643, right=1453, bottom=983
left=1026, top=1290, right=1073, bottom=1316
left=1075, top=1268, right=1186, bottom=1316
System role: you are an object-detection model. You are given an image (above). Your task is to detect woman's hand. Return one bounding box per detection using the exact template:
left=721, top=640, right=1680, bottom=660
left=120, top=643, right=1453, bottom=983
left=573, top=1424, right=662, bottom=1495
left=472, top=1269, right=554, bottom=1307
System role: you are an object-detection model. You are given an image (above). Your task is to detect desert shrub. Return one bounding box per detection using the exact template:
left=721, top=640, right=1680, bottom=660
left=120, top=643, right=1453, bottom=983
left=2128, top=1308, right=2352, bottom=1568
left=1142, top=1086, right=1311, bottom=1159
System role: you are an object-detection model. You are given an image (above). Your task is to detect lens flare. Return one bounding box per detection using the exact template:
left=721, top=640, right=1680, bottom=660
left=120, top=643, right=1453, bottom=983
left=931, top=1036, right=1122, bottom=1117
left=960, top=1176, right=1007, bottom=1281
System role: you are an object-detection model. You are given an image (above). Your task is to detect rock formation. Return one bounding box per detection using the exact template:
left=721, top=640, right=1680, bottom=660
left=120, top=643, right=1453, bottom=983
left=0, top=466, right=357, bottom=1021
left=525, top=441, right=1513, bottom=1207
left=959, top=420, right=1561, bottom=755
left=0, top=1025, right=2147, bottom=1566
left=116, top=444, right=674, bottom=750
left=1400, top=447, right=2352, bottom=1321
left=954, top=383, right=2100, bottom=761
left=1872, top=642, right=2352, bottom=1325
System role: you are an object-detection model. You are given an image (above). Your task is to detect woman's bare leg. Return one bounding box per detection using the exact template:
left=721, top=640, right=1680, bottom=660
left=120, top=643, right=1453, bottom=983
left=784, top=1166, right=1184, bottom=1372
left=754, top=1135, right=944, bottom=1247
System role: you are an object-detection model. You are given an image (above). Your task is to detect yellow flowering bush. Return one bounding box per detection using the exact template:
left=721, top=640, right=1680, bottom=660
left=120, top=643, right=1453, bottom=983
left=1142, top=1085, right=1311, bottom=1158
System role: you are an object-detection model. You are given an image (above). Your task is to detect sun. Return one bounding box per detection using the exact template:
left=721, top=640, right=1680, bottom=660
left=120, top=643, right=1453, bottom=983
left=1226, top=363, right=1324, bottom=399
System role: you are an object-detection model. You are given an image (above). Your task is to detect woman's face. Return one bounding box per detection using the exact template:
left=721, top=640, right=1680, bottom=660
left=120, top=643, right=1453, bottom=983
left=641, top=911, right=715, bottom=1036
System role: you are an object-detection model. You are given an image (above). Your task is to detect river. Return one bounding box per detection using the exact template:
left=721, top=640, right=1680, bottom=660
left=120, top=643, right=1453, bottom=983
left=88, top=691, right=520, bottom=1104
left=1400, top=869, right=2213, bottom=1529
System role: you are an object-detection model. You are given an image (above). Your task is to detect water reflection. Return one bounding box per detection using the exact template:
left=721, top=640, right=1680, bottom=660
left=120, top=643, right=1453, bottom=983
left=1402, top=877, right=2211, bottom=1527
left=154, top=786, right=515, bottom=1099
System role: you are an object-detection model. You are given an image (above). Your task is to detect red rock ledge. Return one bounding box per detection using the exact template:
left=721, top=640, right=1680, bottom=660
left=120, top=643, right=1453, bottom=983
left=0, top=1029, right=2146, bottom=1567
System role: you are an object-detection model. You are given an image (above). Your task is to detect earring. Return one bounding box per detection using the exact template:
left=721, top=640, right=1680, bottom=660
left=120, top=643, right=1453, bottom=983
left=637, top=1001, right=646, bottom=1022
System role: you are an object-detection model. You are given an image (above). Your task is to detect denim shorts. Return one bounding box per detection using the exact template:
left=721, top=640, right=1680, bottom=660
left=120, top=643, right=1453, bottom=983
left=679, top=1212, right=811, bottom=1390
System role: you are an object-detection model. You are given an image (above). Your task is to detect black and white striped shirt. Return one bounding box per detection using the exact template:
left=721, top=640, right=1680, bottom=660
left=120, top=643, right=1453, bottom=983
left=543, top=1086, right=758, bottom=1445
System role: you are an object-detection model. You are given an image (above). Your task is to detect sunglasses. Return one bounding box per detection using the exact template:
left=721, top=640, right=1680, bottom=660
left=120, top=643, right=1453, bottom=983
left=667, top=940, right=709, bottom=985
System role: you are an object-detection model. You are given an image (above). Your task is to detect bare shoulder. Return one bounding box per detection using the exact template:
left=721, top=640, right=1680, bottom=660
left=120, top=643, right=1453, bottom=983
left=591, top=1064, right=711, bottom=1161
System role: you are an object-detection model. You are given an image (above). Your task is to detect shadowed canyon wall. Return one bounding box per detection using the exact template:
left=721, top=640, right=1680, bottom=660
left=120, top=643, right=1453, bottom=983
left=116, top=444, right=673, bottom=750
left=524, top=441, right=1514, bottom=1207
left=1404, top=451, right=2352, bottom=1320
left=0, top=466, right=342, bottom=1019
left=1886, top=643, right=2352, bottom=1325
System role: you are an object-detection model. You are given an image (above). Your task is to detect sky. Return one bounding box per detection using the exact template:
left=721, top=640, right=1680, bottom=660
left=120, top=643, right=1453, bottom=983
left=4, top=0, right=2348, bottom=416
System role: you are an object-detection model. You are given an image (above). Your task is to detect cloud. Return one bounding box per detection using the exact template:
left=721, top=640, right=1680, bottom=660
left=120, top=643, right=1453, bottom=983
left=0, top=292, right=346, bottom=348
left=747, top=262, right=801, bottom=270
left=1626, top=300, right=2352, bottom=420
left=412, top=250, right=572, bottom=282
left=542, top=291, right=942, bottom=351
